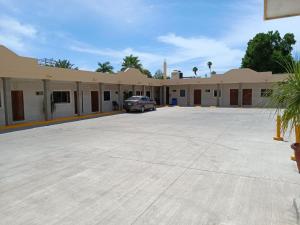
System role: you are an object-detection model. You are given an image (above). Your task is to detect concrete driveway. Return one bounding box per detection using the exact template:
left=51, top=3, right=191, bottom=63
left=0, top=107, right=299, bottom=225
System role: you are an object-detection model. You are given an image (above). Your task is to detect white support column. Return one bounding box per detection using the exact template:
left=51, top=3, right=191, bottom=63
left=43, top=79, right=52, bottom=120
left=2, top=78, right=12, bottom=125
left=239, top=83, right=242, bottom=107
left=151, top=86, right=154, bottom=99
left=99, top=83, right=103, bottom=113
left=217, top=83, right=220, bottom=107
left=76, top=82, right=82, bottom=115
left=143, top=85, right=146, bottom=96
left=187, top=85, right=191, bottom=106
left=118, top=84, right=122, bottom=110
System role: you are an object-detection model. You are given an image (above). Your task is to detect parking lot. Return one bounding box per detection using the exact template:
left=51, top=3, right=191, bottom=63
left=0, top=107, right=299, bottom=225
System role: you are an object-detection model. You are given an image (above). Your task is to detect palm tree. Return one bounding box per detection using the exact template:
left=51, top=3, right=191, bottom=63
left=207, top=61, right=212, bottom=74
left=192, top=67, right=198, bottom=76
left=121, top=55, right=142, bottom=71
left=96, top=61, right=114, bottom=73
left=55, top=59, right=78, bottom=70
left=271, top=59, right=300, bottom=132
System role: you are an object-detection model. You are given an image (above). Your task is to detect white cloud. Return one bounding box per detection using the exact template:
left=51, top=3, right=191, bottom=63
left=72, top=0, right=158, bottom=27
left=0, top=16, right=37, bottom=51
left=157, top=33, right=244, bottom=72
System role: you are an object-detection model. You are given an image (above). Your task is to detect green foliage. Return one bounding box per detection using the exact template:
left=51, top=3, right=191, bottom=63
left=141, top=69, right=152, bottom=78
left=192, top=67, right=198, bottom=75
left=121, top=54, right=142, bottom=71
left=55, top=59, right=78, bottom=70
left=153, top=69, right=164, bottom=79
left=121, top=54, right=152, bottom=78
left=211, top=71, right=217, bottom=75
left=241, top=31, right=296, bottom=73
left=207, top=61, right=212, bottom=72
left=271, top=58, right=300, bottom=133
left=96, top=61, right=114, bottom=73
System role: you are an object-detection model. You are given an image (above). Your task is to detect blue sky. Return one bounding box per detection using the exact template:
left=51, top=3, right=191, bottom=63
left=1, top=0, right=300, bottom=76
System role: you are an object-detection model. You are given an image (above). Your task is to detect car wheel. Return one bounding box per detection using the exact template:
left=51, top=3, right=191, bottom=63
left=141, top=106, right=145, bottom=113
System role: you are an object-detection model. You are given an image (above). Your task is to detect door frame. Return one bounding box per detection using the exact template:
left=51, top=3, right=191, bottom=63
left=91, top=91, right=99, bottom=112
left=230, top=89, right=239, bottom=106
left=194, top=89, right=202, bottom=105
left=11, top=90, right=25, bottom=121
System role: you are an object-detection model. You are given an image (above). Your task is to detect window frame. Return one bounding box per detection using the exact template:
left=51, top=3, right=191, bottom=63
left=52, top=91, right=71, bottom=104
left=213, top=89, right=221, bottom=97
left=261, top=89, right=273, bottom=97
left=103, top=91, right=111, bottom=101
left=180, top=89, right=186, bottom=97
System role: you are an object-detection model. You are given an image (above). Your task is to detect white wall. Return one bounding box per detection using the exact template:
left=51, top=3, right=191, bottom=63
left=188, top=84, right=218, bottom=106
left=169, top=85, right=188, bottom=106
left=11, top=79, right=44, bottom=123
left=0, top=79, right=5, bottom=125
left=242, top=83, right=273, bottom=107
left=220, top=83, right=240, bottom=107
left=102, top=84, right=118, bottom=112
left=50, top=81, right=76, bottom=119
left=82, top=83, right=99, bottom=115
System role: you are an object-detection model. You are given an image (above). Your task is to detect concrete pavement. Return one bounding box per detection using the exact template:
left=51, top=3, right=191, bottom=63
left=0, top=107, right=299, bottom=225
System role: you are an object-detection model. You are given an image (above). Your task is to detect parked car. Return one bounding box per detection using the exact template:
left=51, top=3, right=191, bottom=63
left=124, top=96, right=156, bottom=113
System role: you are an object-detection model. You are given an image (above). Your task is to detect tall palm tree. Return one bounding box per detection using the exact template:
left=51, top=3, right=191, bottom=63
left=55, top=59, right=78, bottom=70
left=192, top=67, right=198, bottom=76
left=96, top=61, right=114, bottom=73
left=121, top=55, right=142, bottom=71
left=207, top=61, right=212, bottom=73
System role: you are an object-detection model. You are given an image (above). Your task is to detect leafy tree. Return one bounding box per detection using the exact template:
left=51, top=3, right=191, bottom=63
left=96, top=61, right=114, bottom=73
left=55, top=59, right=78, bottom=70
left=192, top=67, right=198, bottom=75
left=121, top=54, right=142, bottom=71
left=153, top=69, right=164, bottom=79
left=241, top=31, right=296, bottom=73
left=207, top=61, right=212, bottom=73
left=211, top=71, right=217, bottom=75
left=141, top=69, right=152, bottom=78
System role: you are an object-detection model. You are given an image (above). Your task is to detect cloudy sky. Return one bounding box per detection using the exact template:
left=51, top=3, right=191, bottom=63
left=1, top=0, right=300, bottom=76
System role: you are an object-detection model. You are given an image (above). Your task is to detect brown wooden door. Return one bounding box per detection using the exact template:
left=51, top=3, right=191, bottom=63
left=11, top=90, right=24, bottom=121
left=74, top=91, right=78, bottom=114
left=91, top=91, right=99, bottom=112
left=230, top=89, right=239, bottom=106
left=194, top=89, right=201, bottom=105
left=242, top=89, right=252, bottom=105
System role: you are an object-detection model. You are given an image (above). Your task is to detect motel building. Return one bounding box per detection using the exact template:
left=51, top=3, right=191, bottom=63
left=0, top=45, right=287, bottom=126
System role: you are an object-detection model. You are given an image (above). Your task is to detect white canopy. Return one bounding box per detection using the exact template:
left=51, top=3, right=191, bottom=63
left=264, top=0, right=300, bottom=20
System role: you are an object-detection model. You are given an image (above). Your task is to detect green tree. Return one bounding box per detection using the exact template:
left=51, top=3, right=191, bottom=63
left=121, top=54, right=142, bottom=71
left=207, top=61, right=212, bottom=73
left=96, top=61, right=114, bottom=73
left=141, top=69, right=152, bottom=78
left=55, top=59, right=78, bottom=70
left=241, top=31, right=296, bottom=73
left=153, top=69, right=164, bottom=79
left=192, top=67, right=198, bottom=75
left=211, top=71, right=217, bottom=75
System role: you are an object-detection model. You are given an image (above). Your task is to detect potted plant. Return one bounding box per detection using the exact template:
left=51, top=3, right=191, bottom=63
left=271, top=59, right=300, bottom=173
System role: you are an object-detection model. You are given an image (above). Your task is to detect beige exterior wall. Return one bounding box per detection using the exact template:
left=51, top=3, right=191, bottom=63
left=82, top=83, right=99, bottom=115
left=50, top=81, right=77, bottom=119
left=0, top=79, right=5, bottom=125
left=168, top=85, right=188, bottom=106
left=11, top=79, right=44, bottom=123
